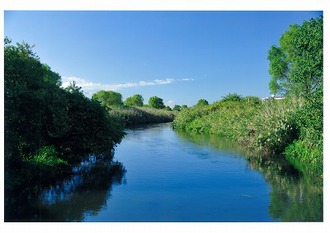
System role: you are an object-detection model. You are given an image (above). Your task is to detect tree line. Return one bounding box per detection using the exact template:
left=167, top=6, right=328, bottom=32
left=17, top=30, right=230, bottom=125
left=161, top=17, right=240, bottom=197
left=92, top=89, right=185, bottom=111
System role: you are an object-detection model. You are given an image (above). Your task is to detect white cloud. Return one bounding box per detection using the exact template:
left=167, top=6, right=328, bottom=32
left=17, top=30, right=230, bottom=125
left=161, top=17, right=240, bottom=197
left=61, top=76, right=193, bottom=94
left=180, top=78, right=194, bottom=81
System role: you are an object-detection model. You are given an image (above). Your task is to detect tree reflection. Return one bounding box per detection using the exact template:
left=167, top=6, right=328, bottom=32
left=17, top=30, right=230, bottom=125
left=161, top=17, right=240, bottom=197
left=249, top=158, right=323, bottom=222
left=5, top=154, right=126, bottom=221
left=176, top=130, right=323, bottom=222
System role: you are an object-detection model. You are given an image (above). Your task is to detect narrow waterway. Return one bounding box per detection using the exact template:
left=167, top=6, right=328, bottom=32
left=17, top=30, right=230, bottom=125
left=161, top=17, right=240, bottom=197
left=10, top=123, right=322, bottom=221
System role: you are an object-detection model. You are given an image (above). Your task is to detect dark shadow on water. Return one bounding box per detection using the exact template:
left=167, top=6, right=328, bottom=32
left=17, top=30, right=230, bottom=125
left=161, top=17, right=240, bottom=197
left=5, top=153, right=126, bottom=221
left=176, top=130, right=323, bottom=222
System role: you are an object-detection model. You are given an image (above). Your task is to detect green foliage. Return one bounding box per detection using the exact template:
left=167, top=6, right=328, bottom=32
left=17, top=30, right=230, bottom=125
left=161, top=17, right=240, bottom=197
left=221, top=93, right=243, bottom=102
left=173, top=105, right=181, bottom=111
left=196, top=99, right=209, bottom=106
left=284, top=86, right=323, bottom=176
left=27, top=146, right=70, bottom=179
left=267, top=16, right=323, bottom=97
left=148, top=96, right=165, bottom=109
left=108, top=106, right=176, bottom=127
left=251, top=99, right=300, bottom=155
left=92, top=90, right=124, bottom=109
left=124, top=94, right=144, bottom=107
left=266, top=15, right=324, bottom=176
left=30, top=146, right=67, bottom=166
left=172, top=96, right=313, bottom=164
left=4, top=39, right=125, bottom=193
left=244, top=96, right=261, bottom=105
left=285, top=139, right=322, bottom=177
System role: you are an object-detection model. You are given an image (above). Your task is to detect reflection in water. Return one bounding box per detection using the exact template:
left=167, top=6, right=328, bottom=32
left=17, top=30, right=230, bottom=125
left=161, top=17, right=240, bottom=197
left=6, top=153, right=126, bottom=221
left=252, top=159, right=323, bottom=222
left=6, top=124, right=322, bottom=222
left=176, top=130, right=323, bottom=222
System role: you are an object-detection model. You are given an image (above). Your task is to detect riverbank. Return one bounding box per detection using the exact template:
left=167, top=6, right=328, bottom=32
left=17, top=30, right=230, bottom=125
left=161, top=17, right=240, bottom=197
left=108, top=106, right=178, bottom=127
left=172, top=93, right=323, bottom=177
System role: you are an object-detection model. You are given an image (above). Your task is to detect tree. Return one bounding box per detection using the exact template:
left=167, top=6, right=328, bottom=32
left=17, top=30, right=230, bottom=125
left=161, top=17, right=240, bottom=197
left=267, top=16, right=323, bottom=97
left=4, top=39, right=125, bottom=194
left=196, top=99, right=209, bottom=106
left=221, top=93, right=243, bottom=102
left=173, top=105, right=181, bottom=111
left=92, top=90, right=123, bottom=109
left=148, top=96, right=165, bottom=109
left=124, top=94, right=144, bottom=107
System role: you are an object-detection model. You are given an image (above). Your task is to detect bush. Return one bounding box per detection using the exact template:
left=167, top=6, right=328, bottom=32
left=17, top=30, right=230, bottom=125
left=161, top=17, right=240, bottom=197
left=285, top=139, right=322, bottom=176
left=4, top=39, right=125, bottom=194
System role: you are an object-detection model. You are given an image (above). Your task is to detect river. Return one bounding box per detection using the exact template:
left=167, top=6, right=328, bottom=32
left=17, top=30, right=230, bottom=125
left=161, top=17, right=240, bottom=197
left=7, top=123, right=323, bottom=221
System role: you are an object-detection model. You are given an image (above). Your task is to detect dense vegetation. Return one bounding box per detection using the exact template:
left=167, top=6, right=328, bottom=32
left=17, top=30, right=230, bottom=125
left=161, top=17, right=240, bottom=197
left=92, top=90, right=124, bottom=109
left=108, top=106, right=177, bottom=127
left=4, top=38, right=125, bottom=202
left=172, top=16, right=323, bottom=177
left=91, top=90, right=178, bottom=126
left=4, top=37, right=179, bottom=204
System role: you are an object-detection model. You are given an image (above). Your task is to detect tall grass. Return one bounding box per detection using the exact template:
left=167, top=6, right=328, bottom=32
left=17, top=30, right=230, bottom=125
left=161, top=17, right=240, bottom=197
left=108, top=106, right=177, bottom=127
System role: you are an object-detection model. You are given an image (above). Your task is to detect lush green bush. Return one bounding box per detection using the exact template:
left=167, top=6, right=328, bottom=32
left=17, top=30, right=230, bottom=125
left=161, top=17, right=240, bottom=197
left=4, top=39, right=125, bottom=194
left=28, top=146, right=70, bottom=178
left=284, top=86, right=323, bottom=176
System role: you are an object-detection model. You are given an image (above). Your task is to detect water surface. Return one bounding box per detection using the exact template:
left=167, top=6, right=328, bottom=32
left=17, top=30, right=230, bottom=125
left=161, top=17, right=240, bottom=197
left=86, top=123, right=275, bottom=221
left=9, top=123, right=322, bottom=221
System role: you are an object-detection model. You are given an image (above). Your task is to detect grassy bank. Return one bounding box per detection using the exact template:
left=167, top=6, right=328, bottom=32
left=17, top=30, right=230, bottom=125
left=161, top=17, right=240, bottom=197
left=108, top=106, right=178, bottom=127
left=172, top=93, right=323, bottom=177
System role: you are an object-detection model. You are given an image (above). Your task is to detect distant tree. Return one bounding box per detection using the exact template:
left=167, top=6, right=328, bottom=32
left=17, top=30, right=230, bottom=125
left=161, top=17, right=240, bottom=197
left=196, top=99, right=209, bottom=106
left=181, top=105, right=188, bottom=110
left=267, top=16, right=323, bottom=97
left=173, top=105, right=181, bottom=111
left=92, top=90, right=123, bottom=109
left=125, top=94, right=144, bottom=107
left=221, top=93, right=243, bottom=102
left=148, top=96, right=165, bottom=109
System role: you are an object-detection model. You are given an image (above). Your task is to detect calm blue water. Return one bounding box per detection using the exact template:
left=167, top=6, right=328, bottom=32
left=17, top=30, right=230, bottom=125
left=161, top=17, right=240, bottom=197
left=13, top=123, right=322, bottom=221
left=85, top=123, right=275, bottom=222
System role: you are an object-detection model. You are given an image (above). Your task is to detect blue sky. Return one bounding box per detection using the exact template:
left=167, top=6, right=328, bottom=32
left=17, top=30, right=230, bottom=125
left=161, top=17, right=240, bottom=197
left=4, top=11, right=322, bottom=107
